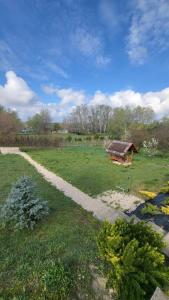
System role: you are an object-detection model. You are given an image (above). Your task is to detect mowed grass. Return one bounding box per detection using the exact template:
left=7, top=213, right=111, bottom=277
left=0, top=154, right=99, bottom=299
left=27, top=146, right=169, bottom=196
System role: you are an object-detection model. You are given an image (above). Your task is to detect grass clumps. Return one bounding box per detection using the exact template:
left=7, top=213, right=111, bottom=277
left=97, top=218, right=169, bottom=300
left=0, top=176, right=48, bottom=230
left=42, top=261, right=73, bottom=299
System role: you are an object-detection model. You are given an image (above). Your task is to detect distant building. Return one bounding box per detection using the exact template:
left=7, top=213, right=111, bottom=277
left=57, top=129, right=68, bottom=134
left=106, top=140, right=138, bottom=165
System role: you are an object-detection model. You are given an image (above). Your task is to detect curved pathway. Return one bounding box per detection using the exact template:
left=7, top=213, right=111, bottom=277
left=0, top=147, right=126, bottom=223
left=1, top=147, right=169, bottom=256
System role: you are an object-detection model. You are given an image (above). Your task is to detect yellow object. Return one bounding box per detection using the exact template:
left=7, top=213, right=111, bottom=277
left=161, top=206, right=169, bottom=215
left=139, top=190, right=157, bottom=199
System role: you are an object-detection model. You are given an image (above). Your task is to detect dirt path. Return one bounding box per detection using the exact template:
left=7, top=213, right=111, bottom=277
left=1, top=147, right=169, bottom=256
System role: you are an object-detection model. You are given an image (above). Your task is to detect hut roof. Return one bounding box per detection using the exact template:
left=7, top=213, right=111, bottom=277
left=106, top=140, right=137, bottom=158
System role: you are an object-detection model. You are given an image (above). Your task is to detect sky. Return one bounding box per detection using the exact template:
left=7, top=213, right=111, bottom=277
left=0, top=0, right=169, bottom=120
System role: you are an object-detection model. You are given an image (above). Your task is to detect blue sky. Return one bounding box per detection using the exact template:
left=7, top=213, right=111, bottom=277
left=0, top=0, right=169, bottom=120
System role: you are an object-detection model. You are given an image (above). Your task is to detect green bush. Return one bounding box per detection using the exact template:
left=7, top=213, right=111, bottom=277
left=66, top=135, right=72, bottom=142
left=160, top=186, right=169, bottom=193
left=42, top=262, right=73, bottom=299
left=162, top=197, right=169, bottom=205
left=99, top=136, right=104, bottom=140
left=93, top=134, right=99, bottom=140
left=97, top=219, right=169, bottom=300
left=85, top=136, right=92, bottom=141
left=0, top=176, right=48, bottom=230
left=75, top=137, right=82, bottom=142
left=141, top=203, right=161, bottom=216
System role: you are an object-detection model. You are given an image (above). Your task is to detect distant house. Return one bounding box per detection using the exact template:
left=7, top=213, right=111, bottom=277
left=106, top=140, right=138, bottom=165
left=57, top=129, right=68, bottom=134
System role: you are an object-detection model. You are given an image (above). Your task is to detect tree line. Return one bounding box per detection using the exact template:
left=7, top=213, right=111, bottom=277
left=0, top=103, right=169, bottom=150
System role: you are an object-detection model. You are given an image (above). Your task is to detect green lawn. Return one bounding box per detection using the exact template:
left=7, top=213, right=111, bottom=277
left=0, top=154, right=99, bottom=299
left=26, top=146, right=169, bottom=196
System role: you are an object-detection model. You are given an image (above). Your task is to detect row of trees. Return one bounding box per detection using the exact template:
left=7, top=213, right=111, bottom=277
left=64, top=104, right=155, bottom=136
left=0, top=103, right=169, bottom=150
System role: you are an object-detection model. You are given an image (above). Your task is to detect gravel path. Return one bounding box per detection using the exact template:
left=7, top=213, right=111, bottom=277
left=1, top=147, right=169, bottom=256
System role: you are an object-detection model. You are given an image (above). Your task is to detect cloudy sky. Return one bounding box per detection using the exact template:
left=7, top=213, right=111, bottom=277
left=1, top=0, right=169, bottom=120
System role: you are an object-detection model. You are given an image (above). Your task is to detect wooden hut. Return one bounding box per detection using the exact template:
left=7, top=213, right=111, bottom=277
left=106, top=140, right=138, bottom=165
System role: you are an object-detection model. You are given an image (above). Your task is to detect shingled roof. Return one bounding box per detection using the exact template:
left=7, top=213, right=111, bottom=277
left=106, top=140, right=137, bottom=158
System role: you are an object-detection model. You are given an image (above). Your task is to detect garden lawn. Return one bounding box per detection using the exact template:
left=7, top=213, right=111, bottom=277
left=26, top=146, right=169, bottom=196
left=0, top=154, right=99, bottom=299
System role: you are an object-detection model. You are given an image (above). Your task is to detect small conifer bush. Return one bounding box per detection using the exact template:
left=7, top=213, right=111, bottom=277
left=97, top=219, right=169, bottom=300
left=0, top=176, right=49, bottom=230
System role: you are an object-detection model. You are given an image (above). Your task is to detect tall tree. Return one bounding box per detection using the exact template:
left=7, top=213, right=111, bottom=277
left=0, top=108, right=22, bottom=135
left=27, top=109, right=51, bottom=133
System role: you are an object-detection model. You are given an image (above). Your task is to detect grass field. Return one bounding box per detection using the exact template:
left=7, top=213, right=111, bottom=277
left=26, top=146, right=169, bottom=196
left=0, top=154, right=99, bottom=299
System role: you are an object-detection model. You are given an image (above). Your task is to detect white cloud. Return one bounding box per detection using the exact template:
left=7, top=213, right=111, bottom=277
left=45, top=62, right=68, bottom=79
left=73, top=29, right=101, bottom=56
left=43, top=85, right=86, bottom=107
left=0, top=41, right=17, bottom=70
left=72, top=28, right=111, bottom=67
left=127, top=0, right=169, bottom=64
left=96, top=55, right=111, bottom=67
left=0, top=71, right=36, bottom=106
left=1, top=71, right=169, bottom=121
left=90, top=88, right=169, bottom=118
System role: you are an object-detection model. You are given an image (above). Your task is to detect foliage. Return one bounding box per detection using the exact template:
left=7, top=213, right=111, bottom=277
left=161, top=206, right=169, bottom=215
left=0, top=154, right=99, bottom=299
left=0, top=176, right=49, bottom=230
left=86, top=136, right=92, bottom=141
left=66, top=135, right=72, bottom=142
left=143, top=137, right=159, bottom=156
left=42, top=262, right=73, bottom=299
left=52, top=122, right=61, bottom=131
left=94, top=134, right=100, bottom=140
left=139, top=190, right=157, bottom=199
left=75, top=137, right=82, bottom=142
left=0, top=107, right=22, bottom=136
left=97, top=219, right=169, bottom=300
left=27, top=109, right=51, bottom=134
left=160, top=186, right=169, bottom=194
left=141, top=203, right=161, bottom=215
left=162, top=197, right=169, bottom=205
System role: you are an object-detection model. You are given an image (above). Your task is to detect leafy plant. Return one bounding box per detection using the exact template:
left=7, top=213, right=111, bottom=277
left=143, top=137, right=159, bottom=156
left=160, top=186, right=169, bottom=194
left=66, top=135, right=72, bottom=142
left=85, top=136, right=92, bottom=141
left=161, top=206, right=169, bottom=215
left=93, top=134, right=99, bottom=140
left=162, top=197, right=169, bottom=205
left=42, top=262, right=73, bottom=299
left=97, top=219, right=169, bottom=300
left=0, top=176, right=48, bottom=230
left=75, top=137, right=82, bottom=142
left=141, top=203, right=161, bottom=216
